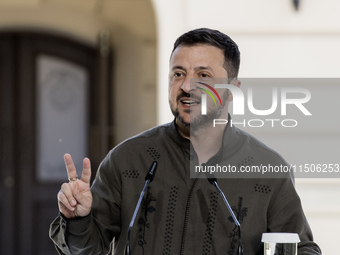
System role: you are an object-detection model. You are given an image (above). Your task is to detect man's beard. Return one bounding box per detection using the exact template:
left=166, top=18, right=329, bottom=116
left=170, top=90, right=228, bottom=131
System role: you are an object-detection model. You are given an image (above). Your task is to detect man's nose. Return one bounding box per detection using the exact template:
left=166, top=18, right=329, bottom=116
left=180, top=76, right=193, bottom=93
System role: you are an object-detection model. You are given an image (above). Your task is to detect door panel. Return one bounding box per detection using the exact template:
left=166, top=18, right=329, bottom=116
left=36, top=54, right=89, bottom=182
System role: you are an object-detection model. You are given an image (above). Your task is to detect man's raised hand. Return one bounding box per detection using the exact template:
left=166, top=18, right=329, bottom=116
left=57, top=153, right=93, bottom=219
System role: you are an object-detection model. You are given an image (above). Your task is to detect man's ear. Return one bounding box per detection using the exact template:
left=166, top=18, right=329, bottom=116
left=230, top=79, right=241, bottom=88
left=227, top=79, right=241, bottom=101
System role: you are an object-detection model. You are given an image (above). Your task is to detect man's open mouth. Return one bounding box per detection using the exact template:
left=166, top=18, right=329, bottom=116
left=180, top=98, right=200, bottom=106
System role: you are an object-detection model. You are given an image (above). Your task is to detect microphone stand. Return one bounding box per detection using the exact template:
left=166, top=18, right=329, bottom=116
left=208, top=177, right=243, bottom=255
left=124, top=161, right=158, bottom=255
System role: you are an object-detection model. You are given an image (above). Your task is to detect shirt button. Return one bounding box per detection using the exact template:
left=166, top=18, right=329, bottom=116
left=189, top=154, right=194, bottom=160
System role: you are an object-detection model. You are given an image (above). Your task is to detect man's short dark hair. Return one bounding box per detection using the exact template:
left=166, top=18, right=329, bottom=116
left=172, top=28, right=240, bottom=79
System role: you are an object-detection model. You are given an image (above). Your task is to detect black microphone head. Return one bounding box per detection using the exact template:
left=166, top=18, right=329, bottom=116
left=145, top=161, right=158, bottom=182
left=207, top=177, right=217, bottom=185
left=204, top=172, right=217, bottom=185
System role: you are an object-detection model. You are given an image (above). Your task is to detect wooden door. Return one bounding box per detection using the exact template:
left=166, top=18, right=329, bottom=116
left=0, top=32, right=112, bottom=255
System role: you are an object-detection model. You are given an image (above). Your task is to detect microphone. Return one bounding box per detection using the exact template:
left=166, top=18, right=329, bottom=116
left=124, top=161, right=158, bottom=255
left=144, top=161, right=157, bottom=182
left=206, top=175, right=243, bottom=255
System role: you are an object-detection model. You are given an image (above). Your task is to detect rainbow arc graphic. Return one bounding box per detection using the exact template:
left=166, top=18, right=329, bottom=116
left=196, top=82, right=222, bottom=106
left=196, top=82, right=222, bottom=115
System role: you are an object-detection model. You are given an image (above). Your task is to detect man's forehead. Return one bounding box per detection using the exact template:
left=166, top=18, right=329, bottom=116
left=171, top=65, right=214, bottom=71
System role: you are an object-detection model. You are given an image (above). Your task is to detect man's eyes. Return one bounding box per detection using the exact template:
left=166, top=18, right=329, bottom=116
left=174, top=72, right=184, bottom=77
left=172, top=72, right=211, bottom=78
left=199, top=73, right=211, bottom=78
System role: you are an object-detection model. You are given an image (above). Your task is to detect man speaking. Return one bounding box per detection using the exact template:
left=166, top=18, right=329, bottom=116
left=50, top=28, right=321, bottom=255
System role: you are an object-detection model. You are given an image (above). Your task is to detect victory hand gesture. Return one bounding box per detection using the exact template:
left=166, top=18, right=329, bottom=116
left=57, top=154, right=93, bottom=219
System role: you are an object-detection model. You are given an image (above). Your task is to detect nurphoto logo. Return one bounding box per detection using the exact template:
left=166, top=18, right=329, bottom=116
left=195, top=79, right=312, bottom=128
